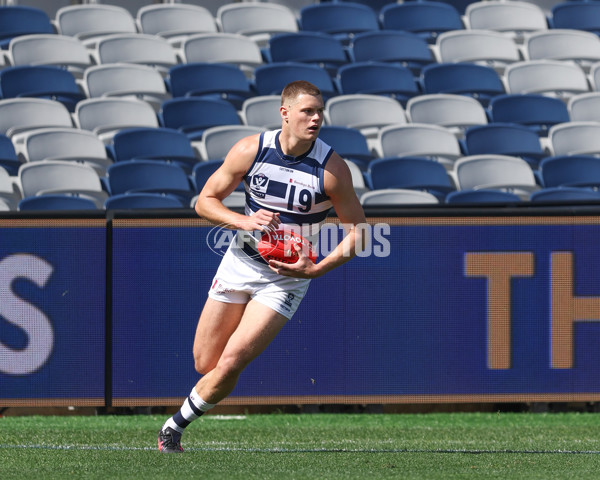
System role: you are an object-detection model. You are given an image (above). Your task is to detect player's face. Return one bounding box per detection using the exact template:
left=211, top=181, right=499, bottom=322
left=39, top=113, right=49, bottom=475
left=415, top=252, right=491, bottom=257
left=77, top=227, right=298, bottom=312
left=282, top=94, right=324, bottom=142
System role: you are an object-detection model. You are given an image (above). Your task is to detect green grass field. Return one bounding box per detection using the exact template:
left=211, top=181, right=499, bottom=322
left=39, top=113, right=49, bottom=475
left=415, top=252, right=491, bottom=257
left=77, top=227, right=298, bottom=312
left=2, top=412, right=600, bottom=479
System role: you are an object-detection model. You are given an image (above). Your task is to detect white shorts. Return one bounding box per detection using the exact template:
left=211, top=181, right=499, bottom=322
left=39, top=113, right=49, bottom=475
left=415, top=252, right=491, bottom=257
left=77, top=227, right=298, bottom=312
left=207, top=242, right=311, bottom=319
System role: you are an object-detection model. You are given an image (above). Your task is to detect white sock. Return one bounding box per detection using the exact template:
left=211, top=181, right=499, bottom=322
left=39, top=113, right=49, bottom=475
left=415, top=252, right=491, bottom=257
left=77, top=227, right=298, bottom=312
left=162, top=388, right=216, bottom=433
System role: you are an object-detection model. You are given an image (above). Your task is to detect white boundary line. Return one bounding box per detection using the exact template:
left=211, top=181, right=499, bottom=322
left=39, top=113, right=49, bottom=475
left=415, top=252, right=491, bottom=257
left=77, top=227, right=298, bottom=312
left=2, top=444, right=600, bottom=455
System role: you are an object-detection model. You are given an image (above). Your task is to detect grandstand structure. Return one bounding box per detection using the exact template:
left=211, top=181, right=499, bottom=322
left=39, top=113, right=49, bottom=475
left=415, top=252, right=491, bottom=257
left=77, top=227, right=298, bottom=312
left=0, top=0, right=598, bottom=210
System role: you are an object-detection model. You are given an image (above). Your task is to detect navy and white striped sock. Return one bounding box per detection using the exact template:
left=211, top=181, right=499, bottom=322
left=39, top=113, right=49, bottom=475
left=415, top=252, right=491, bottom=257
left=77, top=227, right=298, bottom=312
left=162, top=388, right=215, bottom=433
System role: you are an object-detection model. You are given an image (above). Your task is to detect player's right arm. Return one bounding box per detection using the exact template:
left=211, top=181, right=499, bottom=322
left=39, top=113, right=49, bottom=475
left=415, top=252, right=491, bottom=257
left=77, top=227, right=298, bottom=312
left=195, top=134, right=281, bottom=232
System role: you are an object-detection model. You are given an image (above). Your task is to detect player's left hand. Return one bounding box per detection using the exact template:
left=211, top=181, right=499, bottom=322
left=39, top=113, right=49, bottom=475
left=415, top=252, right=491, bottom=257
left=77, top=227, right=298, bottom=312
left=268, top=243, right=321, bottom=279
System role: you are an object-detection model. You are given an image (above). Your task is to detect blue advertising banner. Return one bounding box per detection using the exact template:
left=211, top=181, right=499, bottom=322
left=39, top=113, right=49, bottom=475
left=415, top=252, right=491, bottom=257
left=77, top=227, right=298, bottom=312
left=0, top=219, right=106, bottom=406
left=110, top=215, right=600, bottom=405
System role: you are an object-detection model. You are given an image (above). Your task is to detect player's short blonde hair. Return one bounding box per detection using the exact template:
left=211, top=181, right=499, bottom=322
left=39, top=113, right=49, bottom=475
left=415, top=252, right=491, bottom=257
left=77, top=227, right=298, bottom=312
left=281, top=80, right=322, bottom=106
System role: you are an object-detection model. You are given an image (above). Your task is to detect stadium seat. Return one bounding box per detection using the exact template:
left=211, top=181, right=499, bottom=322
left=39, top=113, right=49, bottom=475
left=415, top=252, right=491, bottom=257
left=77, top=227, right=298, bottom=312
left=335, top=0, right=395, bottom=13
left=17, top=127, right=113, bottom=175
left=452, top=154, right=538, bottom=198
left=83, top=63, right=170, bottom=111
left=253, top=62, right=337, bottom=100
left=419, top=63, right=505, bottom=107
left=266, top=32, right=348, bottom=76
left=550, top=1, right=600, bottom=35
left=216, top=2, right=298, bottom=46
left=241, top=95, right=283, bottom=129
left=55, top=4, right=137, bottom=44
left=524, top=29, right=600, bottom=72
left=567, top=92, right=600, bottom=122
left=92, top=34, right=179, bottom=76
left=18, top=160, right=108, bottom=207
left=73, top=97, right=159, bottom=143
left=504, top=60, right=590, bottom=100
left=374, top=124, right=462, bottom=169
left=434, top=30, right=521, bottom=74
left=106, top=160, right=194, bottom=203
left=365, top=156, right=455, bottom=200
left=487, top=94, right=570, bottom=137
left=0, top=134, right=21, bottom=176
left=181, top=33, right=264, bottom=75
left=360, top=188, right=440, bottom=206
left=465, top=1, right=548, bottom=42
left=136, top=3, right=217, bottom=45
left=299, top=2, right=379, bottom=44
left=461, top=123, right=546, bottom=168
left=166, top=63, right=254, bottom=109
left=108, top=127, right=199, bottom=173
left=0, top=162, right=21, bottom=208
left=6, top=0, right=72, bottom=19
left=0, top=5, right=53, bottom=49
left=583, top=61, right=600, bottom=91
left=191, top=159, right=245, bottom=194
left=406, top=94, right=488, bottom=138
left=0, top=65, right=85, bottom=113
left=539, top=155, right=600, bottom=188
left=104, top=192, right=185, bottom=210
left=445, top=189, right=522, bottom=204
left=379, top=2, right=464, bottom=44
left=318, top=125, right=374, bottom=171
left=530, top=186, right=600, bottom=202
left=348, top=30, right=435, bottom=76
left=0, top=98, right=73, bottom=139
left=324, top=94, right=407, bottom=139
left=344, top=158, right=369, bottom=197
left=158, top=97, right=241, bottom=141
left=8, top=34, right=92, bottom=78
left=18, top=194, right=98, bottom=211
left=548, top=121, right=600, bottom=156
left=334, top=62, right=420, bottom=106
left=198, top=125, right=265, bottom=162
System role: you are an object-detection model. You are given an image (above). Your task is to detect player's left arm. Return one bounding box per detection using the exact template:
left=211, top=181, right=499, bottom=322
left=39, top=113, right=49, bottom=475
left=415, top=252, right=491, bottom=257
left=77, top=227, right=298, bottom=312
left=268, top=153, right=367, bottom=278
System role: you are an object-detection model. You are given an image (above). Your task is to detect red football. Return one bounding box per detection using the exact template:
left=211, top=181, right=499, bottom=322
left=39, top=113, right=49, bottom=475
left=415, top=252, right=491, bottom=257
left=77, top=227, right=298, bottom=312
left=257, top=228, right=317, bottom=264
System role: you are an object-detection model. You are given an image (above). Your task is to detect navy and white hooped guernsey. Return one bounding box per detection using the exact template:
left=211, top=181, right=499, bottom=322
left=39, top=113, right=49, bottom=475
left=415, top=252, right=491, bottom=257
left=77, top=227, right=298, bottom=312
left=239, top=129, right=334, bottom=262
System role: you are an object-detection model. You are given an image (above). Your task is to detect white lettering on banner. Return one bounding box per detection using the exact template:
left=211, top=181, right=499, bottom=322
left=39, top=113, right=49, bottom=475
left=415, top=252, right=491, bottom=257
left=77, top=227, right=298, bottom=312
left=0, top=254, right=54, bottom=376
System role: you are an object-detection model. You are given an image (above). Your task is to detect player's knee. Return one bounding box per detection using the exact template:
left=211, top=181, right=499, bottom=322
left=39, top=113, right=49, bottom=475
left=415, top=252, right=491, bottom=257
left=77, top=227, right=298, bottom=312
left=215, top=353, right=247, bottom=379
left=194, top=354, right=216, bottom=375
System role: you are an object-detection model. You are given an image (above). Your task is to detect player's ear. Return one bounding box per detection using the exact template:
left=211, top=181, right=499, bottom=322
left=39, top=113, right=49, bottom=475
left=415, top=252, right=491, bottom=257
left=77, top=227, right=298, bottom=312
left=280, top=105, right=289, bottom=123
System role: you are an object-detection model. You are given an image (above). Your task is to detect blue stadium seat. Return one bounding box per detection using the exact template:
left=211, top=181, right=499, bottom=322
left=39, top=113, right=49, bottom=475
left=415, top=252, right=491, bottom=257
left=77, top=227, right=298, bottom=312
left=420, top=63, right=505, bottom=107
left=192, top=160, right=244, bottom=193
left=299, top=2, right=379, bottom=44
left=253, top=62, right=337, bottom=100
left=349, top=31, right=435, bottom=76
left=106, top=159, right=194, bottom=203
left=379, top=1, right=464, bottom=44
left=445, top=189, right=522, bottom=204
left=0, top=66, right=85, bottom=112
left=266, top=32, right=348, bottom=76
left=0, top=6, right=54, bottom=48
left=18, top=194, right=98, bottom=211
left=365, top=156, right=455, bottom=200
left=158, top=97, right=241, bottom=141
left=166, top=63, right=254, bottom=109
left=0, top=133, right=21, bottom=176
left=192, top=160, right=224, bottom=193
left=107, top=127, right=198, bottom=174
left=318, top=125, right=374, bottom=171
left=104, top=192, right=185, bottom=210
left=487, top=94, right=570, bottom=137
left=462, top=123, right=546, bottom=168
left=550, top=1, right=600, bottom=34
left=334, top=62, right=420, bottom=106
left=530, top=186, right=600, bottom=203
left=539, top=155, right=600, bottom=188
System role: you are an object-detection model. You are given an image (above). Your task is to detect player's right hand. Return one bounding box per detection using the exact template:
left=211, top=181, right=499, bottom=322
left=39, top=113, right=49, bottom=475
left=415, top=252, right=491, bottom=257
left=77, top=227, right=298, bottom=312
left=243, top=209, right=281, bottom=233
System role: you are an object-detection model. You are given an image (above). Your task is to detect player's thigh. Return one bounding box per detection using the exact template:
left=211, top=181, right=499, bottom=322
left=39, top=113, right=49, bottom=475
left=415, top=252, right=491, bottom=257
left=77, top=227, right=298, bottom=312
left=193, top=298, right=247, bottom=372
left=218, top=299, right=289, bottom=372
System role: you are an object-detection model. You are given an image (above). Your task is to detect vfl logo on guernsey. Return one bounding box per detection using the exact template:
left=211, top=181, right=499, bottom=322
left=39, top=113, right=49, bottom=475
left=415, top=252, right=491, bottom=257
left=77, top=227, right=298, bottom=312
left=251, top=173, right=269, bottom=198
